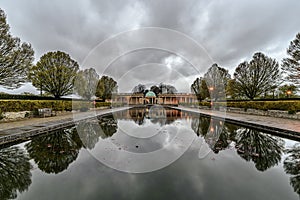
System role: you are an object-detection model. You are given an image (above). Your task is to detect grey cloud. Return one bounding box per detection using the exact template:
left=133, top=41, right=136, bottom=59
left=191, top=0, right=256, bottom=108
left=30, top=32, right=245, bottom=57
left=0, top=0, right=299, bottom=93
left=185, top=0, right=300, bottom=68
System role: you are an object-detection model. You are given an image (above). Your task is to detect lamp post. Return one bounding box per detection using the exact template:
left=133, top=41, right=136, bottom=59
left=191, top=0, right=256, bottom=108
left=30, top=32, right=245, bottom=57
left=286, top=90, right=292, bottom=98
left=209, top=87, right=214, bottom=107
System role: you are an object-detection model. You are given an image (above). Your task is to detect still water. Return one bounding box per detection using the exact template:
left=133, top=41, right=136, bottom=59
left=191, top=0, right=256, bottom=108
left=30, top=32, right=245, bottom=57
left=0, top=107, right=299, bottom=200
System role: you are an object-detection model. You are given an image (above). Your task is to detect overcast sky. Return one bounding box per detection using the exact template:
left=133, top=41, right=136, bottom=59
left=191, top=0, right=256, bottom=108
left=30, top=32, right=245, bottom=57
left=0, top=0, right=300, bottom=93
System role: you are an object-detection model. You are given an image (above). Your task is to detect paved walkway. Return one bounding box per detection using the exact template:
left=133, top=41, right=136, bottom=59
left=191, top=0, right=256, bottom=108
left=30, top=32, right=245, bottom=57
left=0, top=107, right=128, bottom=145
left=0, top=107, right=128, bottom=132
left=175, top=106, right=300, bottom=139
left=0, top=112, right=74, bottom=131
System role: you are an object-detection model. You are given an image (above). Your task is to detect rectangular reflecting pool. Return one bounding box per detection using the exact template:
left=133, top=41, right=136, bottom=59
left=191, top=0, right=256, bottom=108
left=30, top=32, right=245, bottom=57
left=1, top=107, right=299, bottom=200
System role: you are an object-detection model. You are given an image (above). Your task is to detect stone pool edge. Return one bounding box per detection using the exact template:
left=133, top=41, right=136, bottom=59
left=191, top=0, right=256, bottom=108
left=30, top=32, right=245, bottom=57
left=0, top=107, right=129, bottom=147
left=171, top=106, right=300, bottom=141
left=1, top=105, right=299, bottom=147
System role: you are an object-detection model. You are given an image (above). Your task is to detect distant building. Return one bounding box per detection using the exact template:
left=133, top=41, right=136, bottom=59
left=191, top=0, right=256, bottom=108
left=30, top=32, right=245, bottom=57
left=111, top=92, right=197, bottom=106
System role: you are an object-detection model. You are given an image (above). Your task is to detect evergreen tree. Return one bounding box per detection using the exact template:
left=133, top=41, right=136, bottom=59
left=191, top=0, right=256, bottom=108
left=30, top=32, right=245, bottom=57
left=282, top=33, right=300, bottom=86
left=95, top=75, right=118, bottom=101
left=191, top=77, right=209, bottom=101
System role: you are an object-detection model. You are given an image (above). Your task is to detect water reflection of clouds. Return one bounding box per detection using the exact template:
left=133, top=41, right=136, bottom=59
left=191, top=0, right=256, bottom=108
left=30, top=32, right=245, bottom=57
left=80, top=108, right=289, bottom=174
left=89, top=116, right=196, bottom=173
left=112, top=119, right=189, bottom=153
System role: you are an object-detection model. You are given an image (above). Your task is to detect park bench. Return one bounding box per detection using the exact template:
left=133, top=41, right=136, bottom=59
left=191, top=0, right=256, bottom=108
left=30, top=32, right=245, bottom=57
left=38, top=108, right=52, bottom=117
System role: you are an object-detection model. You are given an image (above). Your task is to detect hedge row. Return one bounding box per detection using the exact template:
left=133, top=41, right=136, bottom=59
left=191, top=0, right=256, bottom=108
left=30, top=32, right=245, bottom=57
left=223, top=98, right=300, bottom=102
left=0, top=100, right=111, bottom=112
left=225, top=101, right=300, bottom=112
left=180, top=101, right=300, bottom=112
left=0, top=93, right=110, bottom=102
left=0, top=93, right=72, bottom=100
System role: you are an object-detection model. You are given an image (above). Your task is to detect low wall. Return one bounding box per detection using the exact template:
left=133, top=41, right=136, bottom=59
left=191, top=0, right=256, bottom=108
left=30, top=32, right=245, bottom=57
left=0, top=106, right=111, bottom=122
left=189, top=105, right=300, bottom=120
left=2, top=111, right=30, bottom=121
left=226, top=107, right=300, bottom=119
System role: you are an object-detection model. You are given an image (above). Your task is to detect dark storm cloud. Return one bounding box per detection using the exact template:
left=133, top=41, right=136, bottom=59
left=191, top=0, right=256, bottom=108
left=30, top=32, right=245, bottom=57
left=0, top=0, right=300, bottom=92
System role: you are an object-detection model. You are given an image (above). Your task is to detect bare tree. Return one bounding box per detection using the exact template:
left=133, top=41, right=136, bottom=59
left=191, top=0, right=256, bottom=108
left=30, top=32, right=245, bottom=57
left=204, top=63, right=230, bottom=100
left=132, top=84, right=146, bottom=94
left=0, top=8, right=34, bottom=89
left=159, top=83, right=177, bottom=94
left=75, top=68, right=99, bottom=100
left=234, top=52, right=280, bottom=100
left=29, top=51, right=79, bottom=98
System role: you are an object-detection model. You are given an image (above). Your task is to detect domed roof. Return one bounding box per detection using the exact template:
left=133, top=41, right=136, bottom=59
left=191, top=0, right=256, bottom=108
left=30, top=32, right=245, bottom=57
left=145, top=91, right=156, bottom=97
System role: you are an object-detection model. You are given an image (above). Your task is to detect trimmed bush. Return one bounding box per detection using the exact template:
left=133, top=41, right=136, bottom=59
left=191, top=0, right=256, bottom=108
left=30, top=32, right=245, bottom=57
left=0, top=109, right=4, bottom=120
left=0, top=100, right=112, bottom=112
left=0, top=93, right=74, bottom=100
left=199, top=102, right=211, bottom=107
left=0, top=100, right=71, bottom=112
left=95, top=102, right=111, bottom=107
left=217, top=100, right=300, bottom=112
left=179, top=100, right=300, bottom=112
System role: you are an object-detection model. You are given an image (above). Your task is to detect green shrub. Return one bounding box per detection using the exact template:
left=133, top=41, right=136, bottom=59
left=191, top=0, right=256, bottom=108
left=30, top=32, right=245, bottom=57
left=0, top=100, right=113, bottom=113
left=72, top=101, right=89, bottom=111
left=287, top=104, right=297, bottom=114
left=199, top=102, right=210, bottom=107
left=95, top=102, right=111, bottom=107
left=288, top=110, right=297, bottom=114
left=31, top=108, right=39, bottom=117
left=218, top=100, right=300, bottom=112
left=178, top=102, right=211, bottom=107
left=0, top=93, right=73, bottom=100
left=0, top=109, right=4, bottom=120
left=24, top=112, right=30, bottom=118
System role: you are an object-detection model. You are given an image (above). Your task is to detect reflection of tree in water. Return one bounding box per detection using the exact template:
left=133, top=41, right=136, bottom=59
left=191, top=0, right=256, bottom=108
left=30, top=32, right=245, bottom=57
left=212, top=123, right=239, bottom=153
left=25, top=127, right=82, bottom=174
left=212, top=129, right=231, bottom=153
left=191, top=115, right=211, bottom=137
left=235, top=128, right=284, bottom=171
left=129, top=108, right=146, bottom=125
left=191, top=115, right=231, bottom=152
left=0, top=146, right=32, bottom=200
left=284, top=144, right=300, bottom=196
left=204, top=119, right=225, bottom=150
left=191, top=116, right=283, bottom=171
left=98, top=115, right=118, bottom=137
left=77, top=120, right=102, bottom=150
left=77, top=115, right=118, bottom=149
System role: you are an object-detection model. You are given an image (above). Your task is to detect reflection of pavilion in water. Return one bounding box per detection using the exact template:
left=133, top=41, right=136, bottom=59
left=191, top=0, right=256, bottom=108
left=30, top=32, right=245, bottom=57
left=112, top=92, right=197, bottom=106
left=114, top=107, right=193, bottom=125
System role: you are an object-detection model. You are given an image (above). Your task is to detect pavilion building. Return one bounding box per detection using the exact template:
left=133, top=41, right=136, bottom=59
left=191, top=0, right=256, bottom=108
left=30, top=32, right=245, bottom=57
left=111, top=92, right=197, bottom=106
